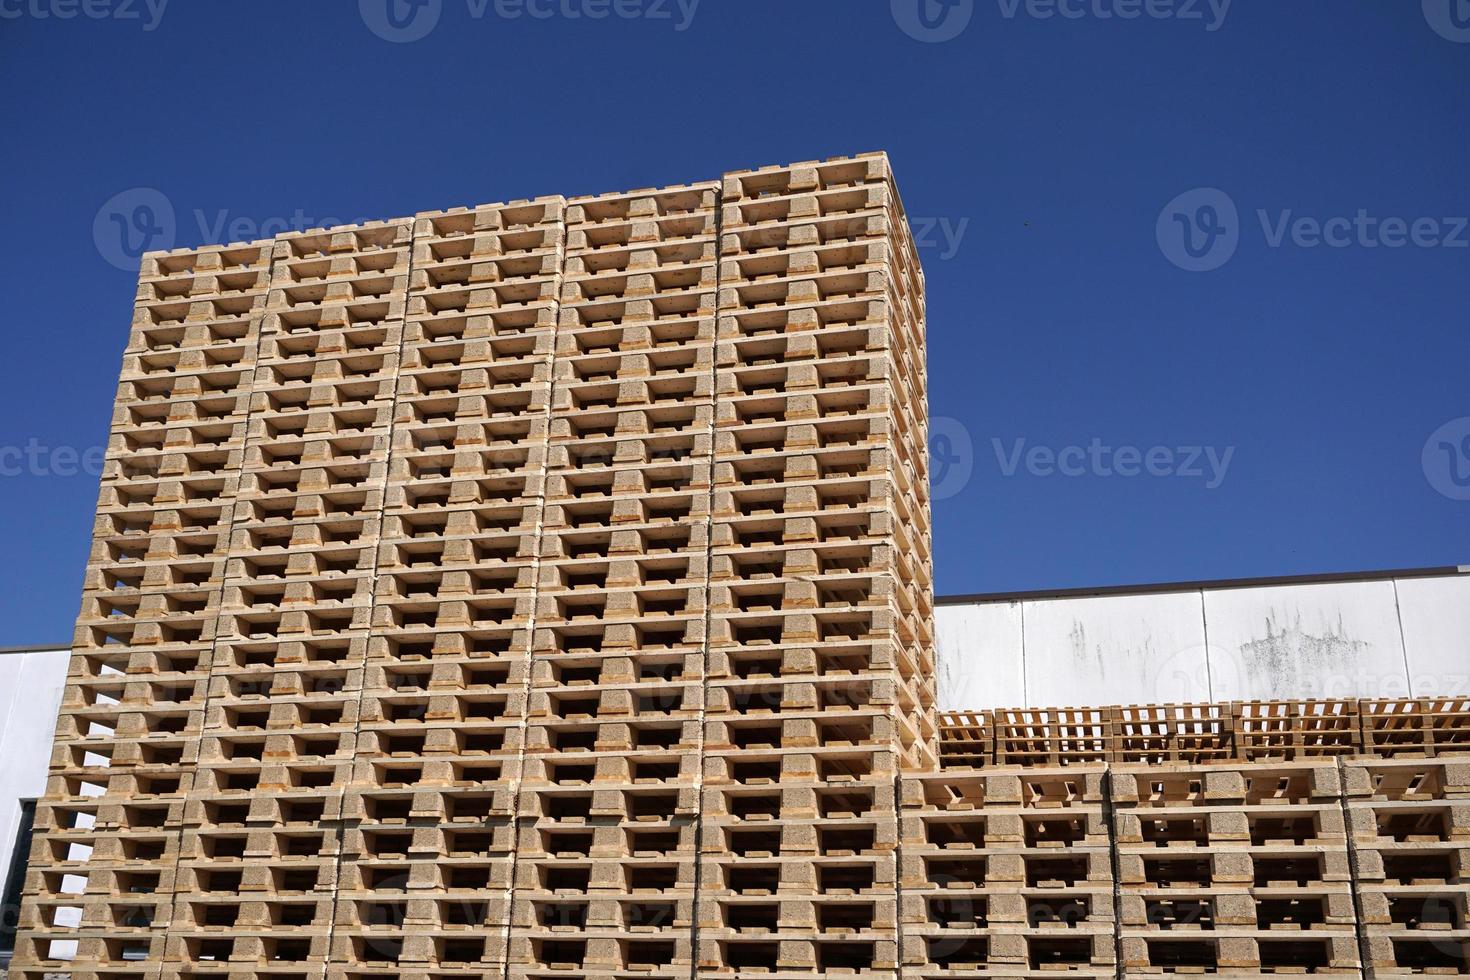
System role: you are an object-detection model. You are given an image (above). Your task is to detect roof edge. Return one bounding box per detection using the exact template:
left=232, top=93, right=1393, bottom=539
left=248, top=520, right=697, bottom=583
left=0, top=643, right=71, bottom=656
left=936, top=565, right=1470, bottom=606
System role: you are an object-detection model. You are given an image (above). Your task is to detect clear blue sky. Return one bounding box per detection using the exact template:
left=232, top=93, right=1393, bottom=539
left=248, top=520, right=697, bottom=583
left=1, top=1, right=1466, bottom=643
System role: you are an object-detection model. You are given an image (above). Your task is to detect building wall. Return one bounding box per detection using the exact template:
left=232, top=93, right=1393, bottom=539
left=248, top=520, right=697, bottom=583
left=0, top=648, right=68, bottom=929
left=936, top=568, right=1470, bottom=710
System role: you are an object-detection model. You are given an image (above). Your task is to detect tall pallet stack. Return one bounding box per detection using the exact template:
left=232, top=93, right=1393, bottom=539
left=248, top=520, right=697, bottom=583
left=505, top=181, right=720, bottom=980
left=330, top=198, right=567, bottom=980
left=9, top=152, right=932, bottom=980
left=10, top=240, right=274, bottom=977
left=696, top=156, right=930, bottom=979
left=168, top=219, right=414, bottom=980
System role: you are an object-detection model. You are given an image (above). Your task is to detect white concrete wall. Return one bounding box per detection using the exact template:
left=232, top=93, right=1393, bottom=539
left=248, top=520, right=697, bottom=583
left=0, top=647, right=69, bottom=927
left=1022, top=592, right=1211, bottom=706
left=935, top=602, right=1024, bottom=709
left=1396, top=576, right=1470, bottom=696
left=936, top=570, right=1470, bottom=710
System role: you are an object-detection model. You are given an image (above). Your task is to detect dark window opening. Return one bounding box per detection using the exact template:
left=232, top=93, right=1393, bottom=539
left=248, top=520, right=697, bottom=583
left=1, top=801, right=37, bottom=953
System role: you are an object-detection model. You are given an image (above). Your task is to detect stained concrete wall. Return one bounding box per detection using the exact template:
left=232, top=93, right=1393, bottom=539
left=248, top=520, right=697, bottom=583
left=1203, top=581, right=1412, bottom=701
left=937, top=569, right=1470, bottom=710
left=0, top=647, right=68, bottom=936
